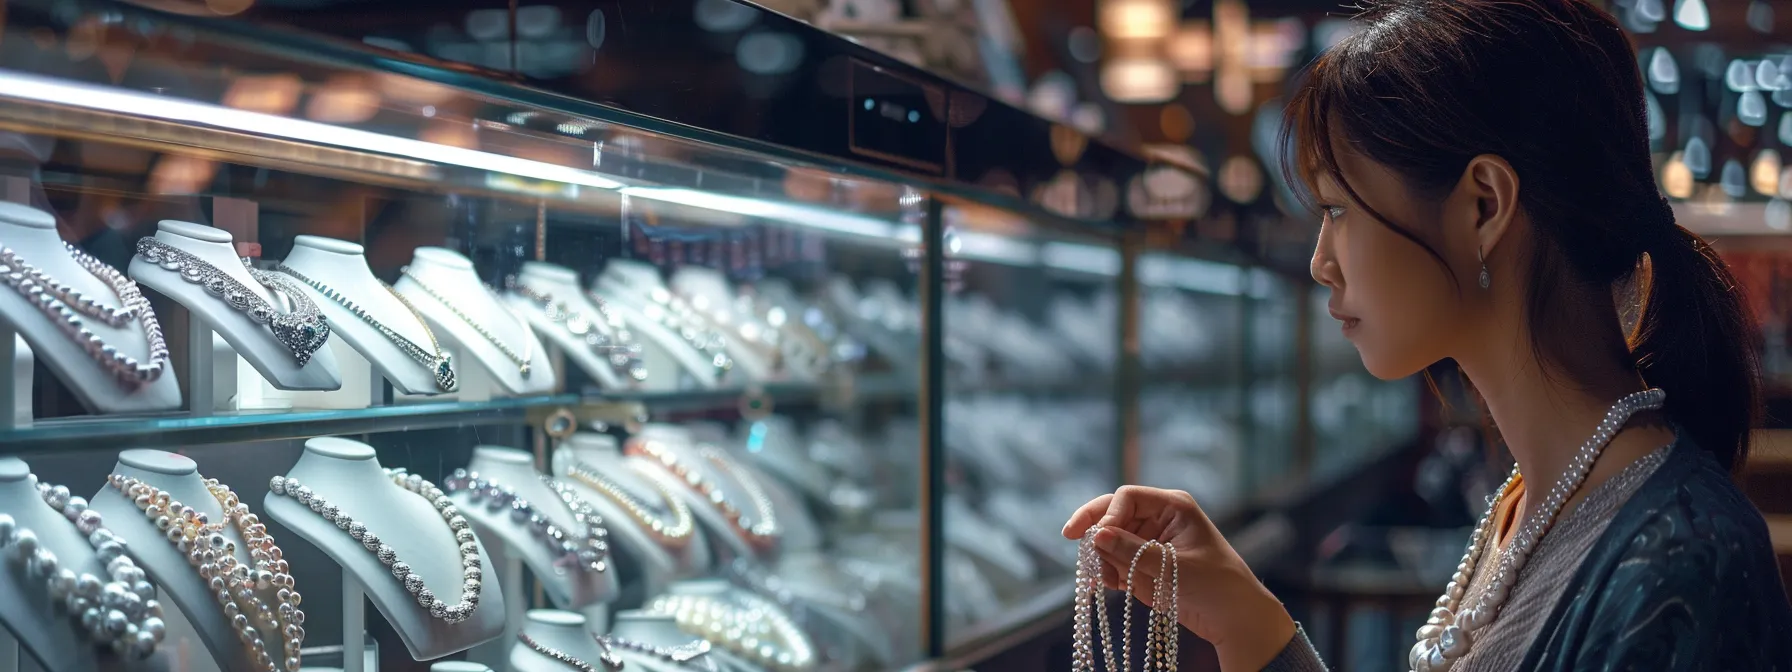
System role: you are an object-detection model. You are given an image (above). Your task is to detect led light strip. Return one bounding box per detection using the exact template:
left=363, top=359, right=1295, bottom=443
left=0, top=69, right=622, bottom=190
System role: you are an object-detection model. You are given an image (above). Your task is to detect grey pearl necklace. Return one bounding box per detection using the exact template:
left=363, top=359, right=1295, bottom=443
left=0, top=479, right=165, bottom=659
left=268, top=471, right=483, bottom=623
left=1409, top=388, right=1666, bottom=672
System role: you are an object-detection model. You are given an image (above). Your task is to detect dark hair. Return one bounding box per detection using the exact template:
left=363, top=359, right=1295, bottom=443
left=1280, top=0, right=1760, bottom=473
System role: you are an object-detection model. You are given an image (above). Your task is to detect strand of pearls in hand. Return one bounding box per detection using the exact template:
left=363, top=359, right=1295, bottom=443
left=0, top=480, right=164, bottom=659
left=648, top=593, right=815, bottom=672
left=1071, top=526, right=1178, bottom=672
left=1409, top=388, right=1665, bottom=672
left=442, top=469, right=611, bottom=574
left=107, top=474, right=302, bottom=671
left=268, top=471, right=482, bottom=623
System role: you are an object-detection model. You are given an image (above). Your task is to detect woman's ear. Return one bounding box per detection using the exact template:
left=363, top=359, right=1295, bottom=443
left=1459, top=154, right=1521, bottom=259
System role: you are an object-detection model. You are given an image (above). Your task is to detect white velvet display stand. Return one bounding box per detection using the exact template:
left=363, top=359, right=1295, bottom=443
left=737, top=417, right=834, bottom=506
left=660, top=581, right=766, bottom=672
left=126, top=221, right=342, bottom=406
left=0, top=458, right=171, bottom=672
left=0, top=203, right=182, bottom=419
left=428, top=663, right=490, bottom=672
left=391, top=248, right=554, bottom=399
left=506, top=263, right=653, bottom=393
left=455, top=446, right=619, bottom=609
left=666, top=268, right=774, bottom=381
left=262, top=438, right=505, bottom=664
left=628, top=425, right=754, bottom=562
left=550, top=433, right=707, bottom=595
left=87, top=451, right=264, bottom=672
left=688, top=421, right=820, bottom=553
left=279, top=236, right=451, bottom=401
left=593, top=261, right=730, bottom=389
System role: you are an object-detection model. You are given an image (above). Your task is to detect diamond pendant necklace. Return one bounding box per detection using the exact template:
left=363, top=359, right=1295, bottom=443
left=135, top=239, right=330, bottom=366
left=0, top=244, right=168, bottom=386
left=275, top=264, right=456, bottom=392
left=1409, top=388, right=1665, bottom=672
left=400, top=268, right=532, bottom=378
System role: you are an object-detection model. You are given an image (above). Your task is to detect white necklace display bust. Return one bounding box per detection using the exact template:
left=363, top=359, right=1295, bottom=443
left=278, top=236, right=453, bottom=396
left=0, top=203, right=182, bottom=414
left=594, top=260, right=730, bottom=389
left=551, top=433, right=708, bottom=596
left=609, top=610, right=724, bottom=672
left=262, top=438, right=504, bottom=660
left=392, top=247, right=554, bottom=397
left=507, top=262, right=647, bottom=392
left=0, top=457, right=167, bottom=672
left=628, top=425, right=755, bottom=562
left=455, top=446, right=618, bottom=608
left=508, top=609, right=606, bottom=672
left=127, top=220, right=341, bottom=392
left=87, top=450, right=259, bottom=672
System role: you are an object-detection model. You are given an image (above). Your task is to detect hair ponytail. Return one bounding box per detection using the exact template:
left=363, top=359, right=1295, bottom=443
left=1629, top=222, right=1760, bottom=474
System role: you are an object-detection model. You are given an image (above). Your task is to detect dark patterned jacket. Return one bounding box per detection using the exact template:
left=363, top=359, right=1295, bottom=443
left=1266, top=438, right=1792, bottom=671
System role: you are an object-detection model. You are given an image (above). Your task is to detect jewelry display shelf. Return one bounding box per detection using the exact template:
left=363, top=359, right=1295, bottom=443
left=0, top=376, right=920, bottom=454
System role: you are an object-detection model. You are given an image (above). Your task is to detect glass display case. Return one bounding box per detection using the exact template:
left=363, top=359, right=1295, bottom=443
left=0, top=0, right=1202, bottom=671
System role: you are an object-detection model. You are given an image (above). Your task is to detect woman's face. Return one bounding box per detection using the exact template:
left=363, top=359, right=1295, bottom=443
left=1309, top=149, right=1478, bottom=380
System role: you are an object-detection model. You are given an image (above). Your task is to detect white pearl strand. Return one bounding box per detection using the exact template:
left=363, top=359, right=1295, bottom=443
left=648, top=592, right=815, bottom=672
left=107, top=474, right=304, bottom=671
left=1409, top=388, right=1665, bottom=672
left=1071, top=526, right=1179, bottom=672
left=0, top=480, right=165, bottom=659
left=267, top=471, right=483, bottom=623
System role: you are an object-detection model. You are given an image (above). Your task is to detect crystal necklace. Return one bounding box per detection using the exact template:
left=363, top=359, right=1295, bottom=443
left=618, top=290, right=732, bottom=383
left=1072, top=528, right=1179, bottom=672
left=0, top=244, right=169, bottom=386
left=508, top=280, right=647, bottom=384
left=400, top=268, right=532, bottom=378
left=1409, top=388, right=1665, bottom=672
left=275, top=264, right=456, bottom=392
left=135, top=239, right=330, bottom=366
left=441, top=469, right=611, bottom=574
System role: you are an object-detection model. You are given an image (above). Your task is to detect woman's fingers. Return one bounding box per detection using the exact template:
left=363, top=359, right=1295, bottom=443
left=1093, top=525, right=1174, bottom=582
left=1063, top=493, right=1114, bottom=539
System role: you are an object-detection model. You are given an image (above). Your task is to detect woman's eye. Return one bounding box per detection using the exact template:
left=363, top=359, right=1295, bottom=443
left=1322, top=205, right=1346, bottom=221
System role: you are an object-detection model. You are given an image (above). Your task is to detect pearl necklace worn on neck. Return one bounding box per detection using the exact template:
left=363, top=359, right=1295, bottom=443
left=1072, top=527, right=1179, bottom=672
left=268, top=471, right=483, bottom=623
left=1409, top=388, right=1665, bottom=672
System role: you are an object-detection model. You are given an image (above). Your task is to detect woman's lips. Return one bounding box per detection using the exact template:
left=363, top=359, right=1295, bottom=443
left=1328, top=307, right=1360, bottom=333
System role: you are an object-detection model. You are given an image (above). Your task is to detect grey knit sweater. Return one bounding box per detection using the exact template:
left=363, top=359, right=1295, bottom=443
left=1265, top=444, right=1672, bottom=672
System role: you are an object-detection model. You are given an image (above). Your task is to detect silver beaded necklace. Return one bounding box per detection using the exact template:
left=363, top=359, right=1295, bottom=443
left=1409, top=388, right=1665, bottom=672
left=1072, top=528, right=1179, bottom=672
left=508, top=280, right=647, bottom=383
left=400, top=268, right=532, bottom=378
left=267, top=471, right=483, bottom=623
left=0, top=244, right=169, bottom=386
left=274, top=264, right=456, bottom=392
left=134, top=239, right=330, bottom=366
left=442, top=469, right=611, bottom=575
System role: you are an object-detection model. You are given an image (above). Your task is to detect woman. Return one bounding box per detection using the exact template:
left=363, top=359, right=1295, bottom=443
left=1062, top=1, right=1792, bottom=670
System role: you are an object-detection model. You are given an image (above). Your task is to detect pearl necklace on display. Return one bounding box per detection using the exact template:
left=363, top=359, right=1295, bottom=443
left=442, top=469, right=611, bottom=574
left=596, top=633, right=716, bottom=670
left=106, top=474, right=304, bottom=671
left=1408, top=388, right=1666, bottom=672
left=275, top=264, right=457, bottom=392
left=626, top=289, right=733, bottom=382
left=400, top=267, right=533, bottom=378
left=564, top=459, right=695, bottom=550
left=647, top=592, right=815, bottom=672
left=625, top=441, right=778, bottom=549
left=1072, top=527, right=1179, bottom=672
left=268, top=471, right=483, bottom=623
left=509, top=280, right=649, bottom=384
left=135, top=238, right=330, bottom=366
left=0, top=244, right=169, bottom=386
left=697, top=446, right=779, bottom=540
left=516, top=632, right=618, bottom=671
left=0, top=480, right=164, bottom=659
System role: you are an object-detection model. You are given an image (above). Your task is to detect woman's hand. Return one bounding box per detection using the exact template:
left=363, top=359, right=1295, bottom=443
left=1063, top=485, right=1297, bottom=672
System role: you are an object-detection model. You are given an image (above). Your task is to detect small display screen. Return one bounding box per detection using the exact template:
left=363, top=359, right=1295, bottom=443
left=848, top=59, right=948, bottom=174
